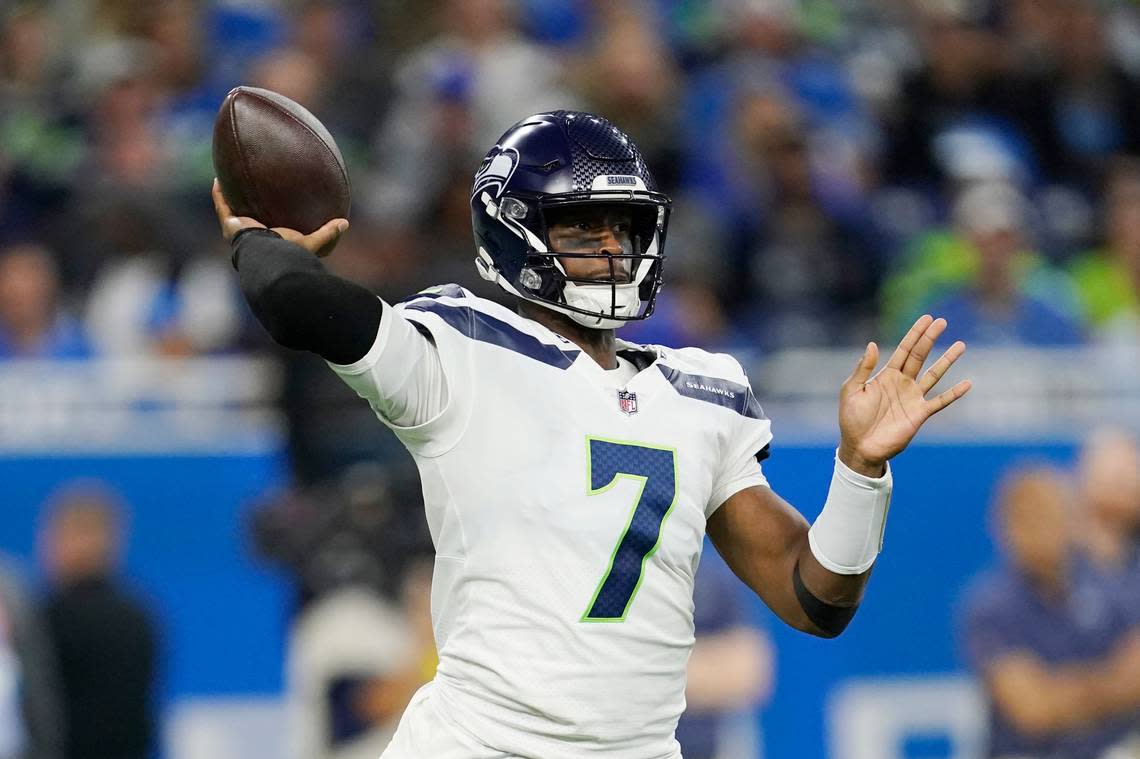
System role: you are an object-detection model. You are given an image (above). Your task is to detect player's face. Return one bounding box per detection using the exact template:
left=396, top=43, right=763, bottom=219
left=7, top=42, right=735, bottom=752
left=546, top=205, right=635, bottom=283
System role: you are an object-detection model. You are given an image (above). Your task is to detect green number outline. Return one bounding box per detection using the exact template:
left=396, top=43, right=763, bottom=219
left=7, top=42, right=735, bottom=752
left=581, top=436, right=679, bottom=623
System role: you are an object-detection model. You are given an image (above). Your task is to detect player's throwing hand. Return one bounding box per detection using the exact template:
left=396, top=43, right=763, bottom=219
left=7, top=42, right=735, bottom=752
left=211, top=178, right=348, bottom=257
left=837, top=315, right=971, bottom=476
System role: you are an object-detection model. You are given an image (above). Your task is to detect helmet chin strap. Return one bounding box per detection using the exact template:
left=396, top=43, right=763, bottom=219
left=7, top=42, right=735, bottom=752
left=475, top=246, right=645, bottom=331
left=561, top=282, right=640, bottom=330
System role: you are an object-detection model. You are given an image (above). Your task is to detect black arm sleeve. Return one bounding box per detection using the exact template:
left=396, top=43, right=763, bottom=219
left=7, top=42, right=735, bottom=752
left=792, top=561, right=860, bottom=639
left=233, top=229, right=383, bottom=365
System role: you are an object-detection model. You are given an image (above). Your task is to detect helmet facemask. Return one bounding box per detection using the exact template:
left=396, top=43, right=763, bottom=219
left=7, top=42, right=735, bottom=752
left=476, top=189, right=670, bottom=330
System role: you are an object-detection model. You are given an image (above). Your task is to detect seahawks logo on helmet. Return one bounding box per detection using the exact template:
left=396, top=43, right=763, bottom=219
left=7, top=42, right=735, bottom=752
left=472, top=146, right=520, bottom=199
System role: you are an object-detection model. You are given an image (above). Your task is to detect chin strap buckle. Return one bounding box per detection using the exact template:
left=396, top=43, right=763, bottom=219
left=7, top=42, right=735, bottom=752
left=474, top=248, right=498, bottom=282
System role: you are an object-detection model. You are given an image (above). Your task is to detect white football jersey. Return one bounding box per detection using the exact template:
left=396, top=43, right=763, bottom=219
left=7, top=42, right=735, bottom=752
left=330, top=285, right=772, bottom=759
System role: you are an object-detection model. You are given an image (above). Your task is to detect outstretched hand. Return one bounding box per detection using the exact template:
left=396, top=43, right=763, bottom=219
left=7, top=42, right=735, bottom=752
left=211, top=178, right=348, bottom=257
left=837, top=315, right=972, bottom=476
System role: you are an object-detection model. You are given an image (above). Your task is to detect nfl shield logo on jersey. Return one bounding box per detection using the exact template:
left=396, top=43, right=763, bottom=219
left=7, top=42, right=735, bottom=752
left=617, top=389, right=638, bottom=415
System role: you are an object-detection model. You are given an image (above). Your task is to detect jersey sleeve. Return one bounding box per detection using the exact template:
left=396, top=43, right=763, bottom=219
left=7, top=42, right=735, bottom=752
left=705, top=363, right=773, bottom=518
left=326, top=293, right=473, bottom=457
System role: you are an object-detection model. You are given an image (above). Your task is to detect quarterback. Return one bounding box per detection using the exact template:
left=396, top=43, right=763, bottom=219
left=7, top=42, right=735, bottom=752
left=213, top=111, right=970, bottom=758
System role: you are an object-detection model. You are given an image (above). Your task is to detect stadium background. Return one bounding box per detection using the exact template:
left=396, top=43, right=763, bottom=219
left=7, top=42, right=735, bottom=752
left=1, top=0, right=1138, bottom=758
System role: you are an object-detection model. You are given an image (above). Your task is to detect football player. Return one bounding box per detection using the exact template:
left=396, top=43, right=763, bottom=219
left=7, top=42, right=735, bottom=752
left=213, top=110, right=970, bottom=758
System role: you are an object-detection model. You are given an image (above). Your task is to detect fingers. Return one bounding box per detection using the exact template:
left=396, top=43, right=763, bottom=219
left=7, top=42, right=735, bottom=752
left=901, top=317, right=947, bottom=379
left=212, top=178, right=231, bottom=222
left=886, top=314, right=934, bottom=371
left=918, top=340, right=966, bottom=393
left=846, top=341, right=879, bottom=386
left=277, top=218, right=349, bottom=257
left=212, top=178, right=243, bottom=242
left=924, top=379, right=972, bottom=418
left=311, top=218, right=349, bottom=255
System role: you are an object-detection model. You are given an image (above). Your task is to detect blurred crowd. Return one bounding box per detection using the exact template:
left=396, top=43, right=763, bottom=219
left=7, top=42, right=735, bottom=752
left=961, top=429, right=1140, bottom=759
left=1, top=0, right=1140, bottom=361
left=1, top=483, right=157, bottom=759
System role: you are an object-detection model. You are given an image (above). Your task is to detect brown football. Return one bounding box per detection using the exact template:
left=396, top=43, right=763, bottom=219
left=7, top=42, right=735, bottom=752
left=212, top=86, right=351, bottom=233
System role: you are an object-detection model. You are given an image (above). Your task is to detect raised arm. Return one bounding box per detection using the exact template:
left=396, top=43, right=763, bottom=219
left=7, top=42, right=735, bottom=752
left=213, top=179, right=380, bottom=364
left=709, top=315, right=970, bottom=638
left=213, top=179, right=451, bottom=431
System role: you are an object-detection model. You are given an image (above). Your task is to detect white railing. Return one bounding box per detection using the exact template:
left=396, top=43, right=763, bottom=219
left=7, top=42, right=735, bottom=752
left=749, top=344, right=1140, bottom=443
left=0, top=345, right=1135, bottom=452
left=0, top=357, right=283, bottom=453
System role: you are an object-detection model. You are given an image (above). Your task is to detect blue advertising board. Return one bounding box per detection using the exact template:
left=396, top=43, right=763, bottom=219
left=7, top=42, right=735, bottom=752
left=0, top=440, right=1083, bottom=758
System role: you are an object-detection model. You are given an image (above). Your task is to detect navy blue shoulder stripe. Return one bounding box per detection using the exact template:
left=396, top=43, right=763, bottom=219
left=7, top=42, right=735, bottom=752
left=397, top=283, right=468, bottom=304
left=657, top=364, right=767, bottom=420
left=403, top=300, right=580, bottom=369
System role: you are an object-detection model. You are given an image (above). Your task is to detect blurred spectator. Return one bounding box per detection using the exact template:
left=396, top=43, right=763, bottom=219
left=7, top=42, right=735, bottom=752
left=882, top=1, right=1056, bottom=189
left=681, top=0, right=873, bottom=217
left=0, top=2, right=59, bottom=97
left=395, top=558, right=438, bottom=694
left=273, top=468, right=436, bottom=759
left=725, top=82, right=881, bottom=349
left=363, top=0, right=574, bottom=225
left=619, top=284, right=729, bottom=350
left=0, top=1, right=82, bottom=210
left=1078, top=429, right=1140, bottom=624
left=84, top=249, right=242, bottom=357
left=960, top=465, right=1140, bottom=758
left=143, top=0, right=207, bottom=101
left=1069, top=160, right=1140, bottom=343
left=287, top=557, right=438, bottom=759
left=248, top=47, right=324, bottom=115
left=883, top=181, right=1085, bottom=344
left=574, top=3, right=683, bottom=191
left=409, top=164, right=510, bottom=302
left=286, top=587, right=413, bottom=759
left=74, top=39, right=168, bottom=192
left=0, top=242, right=89, bottom=359
left=249, top=463, right=431, bottom=606
left=79, top=195, right=242, bottom=357
left=1036, top=0, right=1140, bottom=191
left=142, top=0, right=227, bottom=194
left=38, top=482, right=158, bottom=759
left=276, top=0, right=390, bottom=153
left=0, top=557, right=63, bottom=759
left=677, top=546, right=772, bottom=759
left=8, top=0, right=1140, bottom=364
left=276, top=321, right=421, bottom=484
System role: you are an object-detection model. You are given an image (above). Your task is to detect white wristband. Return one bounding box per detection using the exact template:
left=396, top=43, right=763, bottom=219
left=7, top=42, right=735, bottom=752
left=807, top=450, right=893, bottom=575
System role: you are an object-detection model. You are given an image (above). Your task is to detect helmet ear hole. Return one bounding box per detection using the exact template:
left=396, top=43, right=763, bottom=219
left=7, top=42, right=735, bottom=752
left=519, top=267, right=542, bottom=290
left=519, top=261, right=564, bottom=300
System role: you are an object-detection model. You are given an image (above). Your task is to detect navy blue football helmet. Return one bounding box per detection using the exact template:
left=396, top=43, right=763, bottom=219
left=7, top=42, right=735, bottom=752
left=470, top=110, right=672, bottom=329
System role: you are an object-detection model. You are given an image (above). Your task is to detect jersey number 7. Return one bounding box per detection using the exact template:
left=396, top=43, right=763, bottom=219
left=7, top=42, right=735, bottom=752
left=582, top=437, right=678, bottom=622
